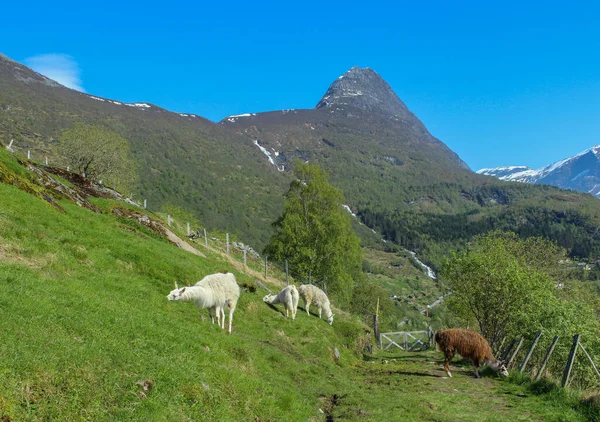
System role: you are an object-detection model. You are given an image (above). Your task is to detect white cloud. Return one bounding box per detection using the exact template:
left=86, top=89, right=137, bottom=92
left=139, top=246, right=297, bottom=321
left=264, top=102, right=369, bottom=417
left=25, top=54, right=85, bottom=92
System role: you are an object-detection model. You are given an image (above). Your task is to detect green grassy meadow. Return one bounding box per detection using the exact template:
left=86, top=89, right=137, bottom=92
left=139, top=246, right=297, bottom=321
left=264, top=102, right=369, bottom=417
left=0, top=150, right=596, bottom=421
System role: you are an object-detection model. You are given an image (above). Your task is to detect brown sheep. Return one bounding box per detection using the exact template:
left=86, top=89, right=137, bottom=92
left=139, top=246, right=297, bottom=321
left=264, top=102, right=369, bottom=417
left=435, top=328, right=509, bottom=378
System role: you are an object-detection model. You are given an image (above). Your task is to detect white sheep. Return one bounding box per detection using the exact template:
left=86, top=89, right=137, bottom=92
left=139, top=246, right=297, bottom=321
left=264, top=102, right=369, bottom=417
left=298, top=284, right=334, bottom=325
left=263, top=285, right=299, bottom=319
left=167, top=272, right=241, bottom=333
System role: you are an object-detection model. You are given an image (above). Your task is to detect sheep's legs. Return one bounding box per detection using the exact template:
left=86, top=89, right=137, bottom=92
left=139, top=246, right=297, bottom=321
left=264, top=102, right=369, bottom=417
left=305, top=302, right=311, bottom=315
left=227, top=306, right=235, bottom=333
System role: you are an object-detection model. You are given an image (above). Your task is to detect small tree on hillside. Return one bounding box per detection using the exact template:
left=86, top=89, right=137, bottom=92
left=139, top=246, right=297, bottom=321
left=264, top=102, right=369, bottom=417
left=440, top=231, right=559, bottom=345
left=265, top=161, right=362, bottom=307
left=58, top=123, right=138, bottom=191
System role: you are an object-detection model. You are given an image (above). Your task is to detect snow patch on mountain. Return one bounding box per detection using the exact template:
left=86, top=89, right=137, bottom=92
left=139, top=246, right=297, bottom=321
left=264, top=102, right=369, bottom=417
left=225, top=113, right=256, bottom=123
left=125, top=102, right=151, bottom=109
left=571, top=169, right=590, bottom=182
left=253, top=140, right=284, bottom=171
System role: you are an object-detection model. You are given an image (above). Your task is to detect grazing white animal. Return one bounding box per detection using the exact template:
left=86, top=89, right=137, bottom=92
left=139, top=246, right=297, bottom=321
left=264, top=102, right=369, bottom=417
left=263, top=285, right=299, bottom=319
left=167, top=272, right=241, bottom=333
left=298, top=284, right=334, bottom=325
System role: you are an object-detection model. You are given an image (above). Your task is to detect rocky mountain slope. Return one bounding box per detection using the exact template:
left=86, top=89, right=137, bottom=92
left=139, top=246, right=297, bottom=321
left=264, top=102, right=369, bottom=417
left=478, top=145, right=600, bottom=197
left=219, top=67, right=473, bottom=216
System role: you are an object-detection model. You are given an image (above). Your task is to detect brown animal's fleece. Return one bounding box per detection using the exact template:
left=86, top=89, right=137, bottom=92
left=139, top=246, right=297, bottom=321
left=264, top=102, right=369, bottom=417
left=435, top=328, right=501, bottom=377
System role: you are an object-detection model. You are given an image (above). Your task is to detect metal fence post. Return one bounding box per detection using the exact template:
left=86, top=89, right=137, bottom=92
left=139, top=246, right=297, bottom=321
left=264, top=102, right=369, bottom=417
left=507, top=337, right=524, bottom=369
left=501, top=339, right=517, bottom=362
left=562, top=334, right=580, bottom=388
left=535, top=336, right=559, bottom=381
left=519, top=330, right=543, bottom=373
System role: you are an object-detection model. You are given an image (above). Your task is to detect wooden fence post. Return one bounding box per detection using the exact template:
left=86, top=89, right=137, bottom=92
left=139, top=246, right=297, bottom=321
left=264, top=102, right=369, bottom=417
left=561, top=334, right=580, bottom=388
left=243, top=249, right=247, bottom=266
left=45, top=157, right=48, bottom=165
left=507, top=337, right=524, bottom=369
left=501, top=339, right=517, bottom=362
left=374, top=298, right=381, bottom=349
left=186, top=223, right=190, bottom=236
left=535, top=335, right=559, bottom=381
left=226, top=233, right=229, bottom=256
left=143, top=199, right=147, bottom=209
left=67, top=166, right=70, bottom=172
left=167, top=215, right=171, bottom=226
left=204, top=229, right=207, bottom=248
left=428, top=326, right=434, bottom=349
left=495, top=337, right=506, bottom=356
left=519, top=330, right=543, bottom=373
left=264, top=255, right=268, bottom=279
left=285, top=259, right=289, bottom=285
left=27, top=150, right=30, bottom=159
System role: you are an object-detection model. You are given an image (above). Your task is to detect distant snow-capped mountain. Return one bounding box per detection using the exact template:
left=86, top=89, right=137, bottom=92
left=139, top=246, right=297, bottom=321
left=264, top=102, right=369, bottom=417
left=477, top=145, right=600, bottom=197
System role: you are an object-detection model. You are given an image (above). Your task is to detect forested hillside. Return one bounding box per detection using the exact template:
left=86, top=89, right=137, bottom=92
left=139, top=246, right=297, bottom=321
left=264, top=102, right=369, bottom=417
left=3, top=52, right=600, bottom=269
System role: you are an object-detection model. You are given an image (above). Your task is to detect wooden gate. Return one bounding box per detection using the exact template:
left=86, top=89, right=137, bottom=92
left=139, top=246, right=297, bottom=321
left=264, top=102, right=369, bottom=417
left=380, top=330, right=432, bottom=351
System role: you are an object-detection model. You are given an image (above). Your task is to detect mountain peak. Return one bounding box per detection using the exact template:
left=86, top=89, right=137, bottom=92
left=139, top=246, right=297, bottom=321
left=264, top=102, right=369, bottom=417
left=315, top=66, right=411, bottom=118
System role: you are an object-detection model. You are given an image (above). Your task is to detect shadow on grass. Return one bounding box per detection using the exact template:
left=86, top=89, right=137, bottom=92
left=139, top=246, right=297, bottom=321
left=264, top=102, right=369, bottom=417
left=386, top=370, right=441, bottom=378
left=362, top=354, right=433, bottom=362
left=264, top=303, right=286, bottom=317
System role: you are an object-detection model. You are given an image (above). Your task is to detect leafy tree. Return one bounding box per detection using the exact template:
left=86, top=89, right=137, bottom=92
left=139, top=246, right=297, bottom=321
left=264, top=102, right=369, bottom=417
left=59, top=123, right=138, bottom=191
left=265, top=161, right=362, bottom=307
left=442, top=231, right=600, bottom=387
left=440, top=231, right=560, bottom=345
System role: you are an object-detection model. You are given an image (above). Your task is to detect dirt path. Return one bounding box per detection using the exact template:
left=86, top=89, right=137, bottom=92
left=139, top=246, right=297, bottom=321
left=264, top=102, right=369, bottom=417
left=326, top=352, right=583, bottom=421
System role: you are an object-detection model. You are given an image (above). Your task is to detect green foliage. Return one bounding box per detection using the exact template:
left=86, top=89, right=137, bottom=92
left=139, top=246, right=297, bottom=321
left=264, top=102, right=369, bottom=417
left=1, top=132, right=599, bottom=421
left=350, top=277, right=395, bottom=328
left=441, top=232, right=562, bottom=344
left=265, top=161, right=363, bottom=306
left=58, top=123, right=138, bottom=191
left=441, top=231, right=600, bottom=389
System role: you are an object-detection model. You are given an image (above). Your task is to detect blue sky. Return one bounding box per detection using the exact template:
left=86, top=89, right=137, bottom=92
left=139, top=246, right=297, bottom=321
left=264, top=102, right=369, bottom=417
left=2, top=0, right=599, bottom=171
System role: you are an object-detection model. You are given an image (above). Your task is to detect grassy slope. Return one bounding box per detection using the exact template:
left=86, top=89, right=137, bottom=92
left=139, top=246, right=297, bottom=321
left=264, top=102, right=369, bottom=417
left=0, top=151, right=591, bottom=421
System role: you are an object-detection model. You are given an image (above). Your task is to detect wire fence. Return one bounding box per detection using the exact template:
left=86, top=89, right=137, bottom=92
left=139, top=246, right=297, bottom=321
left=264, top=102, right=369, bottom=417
left=4, top=139, right=334, bottom=294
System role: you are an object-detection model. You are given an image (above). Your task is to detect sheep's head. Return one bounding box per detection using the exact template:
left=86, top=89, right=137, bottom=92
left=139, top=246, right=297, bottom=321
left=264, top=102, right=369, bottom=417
left=263, top=294, right=275, bottom=303
left=327, top=313, right=334, bottom=325
left=167, top=281, right=186, bottom=301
